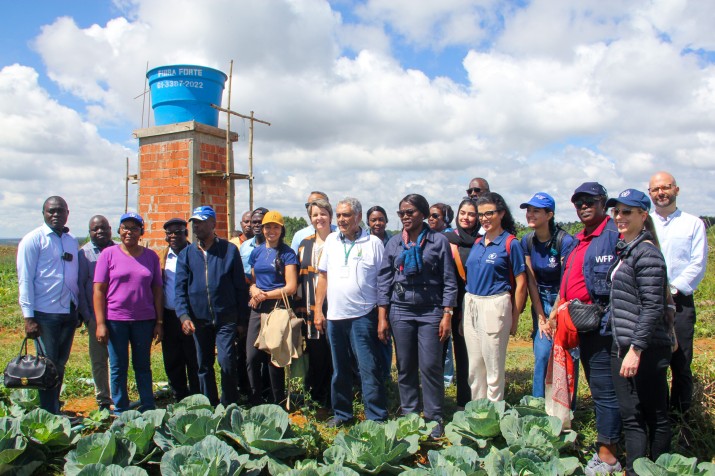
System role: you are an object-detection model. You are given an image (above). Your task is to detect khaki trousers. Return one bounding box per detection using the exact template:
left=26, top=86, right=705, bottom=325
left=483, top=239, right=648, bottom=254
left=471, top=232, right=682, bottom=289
left=462, top=292, right=512, bottom=401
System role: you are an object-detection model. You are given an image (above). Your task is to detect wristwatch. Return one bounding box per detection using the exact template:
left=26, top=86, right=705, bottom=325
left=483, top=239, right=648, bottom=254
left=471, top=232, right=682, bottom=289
left=443, top=309, right=454, bottom=316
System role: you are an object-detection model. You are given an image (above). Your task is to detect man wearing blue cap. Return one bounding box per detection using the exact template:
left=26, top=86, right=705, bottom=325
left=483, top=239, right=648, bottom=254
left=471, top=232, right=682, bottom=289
left=17, top=196, right=79, bottom=415
left=174, top=205, right=250, bottom=406
left=649, top=172, right=708, bottom=420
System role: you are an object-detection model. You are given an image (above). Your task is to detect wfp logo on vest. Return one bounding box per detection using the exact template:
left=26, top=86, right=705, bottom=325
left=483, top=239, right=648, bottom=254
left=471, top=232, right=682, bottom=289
left=595, top=254, right=615, bottom=263
left=486, top=252, right=497, bottom=264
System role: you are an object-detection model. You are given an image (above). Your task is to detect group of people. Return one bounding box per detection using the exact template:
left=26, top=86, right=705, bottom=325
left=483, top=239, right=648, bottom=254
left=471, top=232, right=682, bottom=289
left=16, top=170, right=707, bottom=476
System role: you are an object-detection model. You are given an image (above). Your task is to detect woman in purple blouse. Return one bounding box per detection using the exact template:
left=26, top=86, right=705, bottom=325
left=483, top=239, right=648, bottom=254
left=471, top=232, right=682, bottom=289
left=94, top=212, right=163, bottom=413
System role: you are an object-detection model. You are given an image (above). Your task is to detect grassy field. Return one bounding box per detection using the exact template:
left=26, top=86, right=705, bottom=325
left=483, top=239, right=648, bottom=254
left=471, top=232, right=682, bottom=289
left=0, top=227, right=714, bottom=463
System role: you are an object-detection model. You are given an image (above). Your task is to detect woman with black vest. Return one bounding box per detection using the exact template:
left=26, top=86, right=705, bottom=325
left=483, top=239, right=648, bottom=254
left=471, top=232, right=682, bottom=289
left=607, top=189, right=673, bottom=475
left=295, top=198, right=334, bottom=408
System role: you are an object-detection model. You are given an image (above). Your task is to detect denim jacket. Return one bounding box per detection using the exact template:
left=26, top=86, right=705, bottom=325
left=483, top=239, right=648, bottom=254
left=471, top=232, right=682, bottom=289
left=377, top=228, right=458, bottom=309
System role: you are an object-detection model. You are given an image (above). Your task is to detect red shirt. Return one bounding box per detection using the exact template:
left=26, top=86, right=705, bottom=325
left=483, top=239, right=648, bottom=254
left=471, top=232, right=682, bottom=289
left=561, top=216, right=611, bottom=303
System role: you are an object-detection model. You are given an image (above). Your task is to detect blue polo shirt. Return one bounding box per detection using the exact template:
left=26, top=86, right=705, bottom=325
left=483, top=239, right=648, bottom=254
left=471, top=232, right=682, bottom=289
left=520, top=233, right=575, bottom=288
left=465, top=230, right=526, bottom=296
left=249, top=243, right=298, bottom=291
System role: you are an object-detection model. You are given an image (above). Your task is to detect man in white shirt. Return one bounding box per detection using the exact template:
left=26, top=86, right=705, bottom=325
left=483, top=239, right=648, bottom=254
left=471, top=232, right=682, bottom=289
left=314, top=197, right=388, bottom=426
left=16, top=196, right=79, bottom=414
left=160, top=218, right=199, bottom=401
left=290, top=191, right=337, bottom=253
left=649, top=171, right=708, bottom=415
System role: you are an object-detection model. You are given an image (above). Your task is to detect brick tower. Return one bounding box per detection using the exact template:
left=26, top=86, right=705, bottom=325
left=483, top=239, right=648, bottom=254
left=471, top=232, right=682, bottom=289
left=134, top=121, right=241, bottom=251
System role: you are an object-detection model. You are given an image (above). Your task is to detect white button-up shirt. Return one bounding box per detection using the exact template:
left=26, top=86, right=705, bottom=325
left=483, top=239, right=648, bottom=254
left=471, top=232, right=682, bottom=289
left=17, top=223, right=79, bottom=317
left=651, top=208, right=708, bottom=295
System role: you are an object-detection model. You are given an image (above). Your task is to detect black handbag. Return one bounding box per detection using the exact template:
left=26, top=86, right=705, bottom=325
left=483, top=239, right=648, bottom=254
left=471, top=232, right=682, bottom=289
left=568, top=299, right=603, bottom=333
left=3, top=337, right=60, bottom=390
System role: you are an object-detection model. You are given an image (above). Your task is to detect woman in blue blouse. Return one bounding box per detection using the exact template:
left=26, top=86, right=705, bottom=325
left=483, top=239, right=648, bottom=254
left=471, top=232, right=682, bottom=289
left=520, top=192, right=574, bottom=398
left=377, top=194, right=458, bottom=438
left=247, top=211, right=299, bottom=405
left=463, top=192, right=527, bottom=401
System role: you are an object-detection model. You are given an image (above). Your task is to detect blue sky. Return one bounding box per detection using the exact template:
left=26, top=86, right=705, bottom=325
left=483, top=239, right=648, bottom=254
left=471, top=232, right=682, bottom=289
left=1, top=0, right=714, bottom=237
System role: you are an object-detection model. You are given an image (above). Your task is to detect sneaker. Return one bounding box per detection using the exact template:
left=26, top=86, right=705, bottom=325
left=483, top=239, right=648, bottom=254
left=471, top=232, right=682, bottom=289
left=429, top=421, right=445, bottom=440
left=584, top=453, right=622, bottom=475
left=325, top=417, right=353, bottom=428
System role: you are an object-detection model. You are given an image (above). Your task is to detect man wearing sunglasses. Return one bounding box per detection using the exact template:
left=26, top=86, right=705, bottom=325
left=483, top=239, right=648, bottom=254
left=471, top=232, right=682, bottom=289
left=159, top=218, right=199, bottom=402
left=465, top=177, right=490, bottom=200
left=551, top=182, right=622, bottom=475
left=649, top=172, right=708, bottom=420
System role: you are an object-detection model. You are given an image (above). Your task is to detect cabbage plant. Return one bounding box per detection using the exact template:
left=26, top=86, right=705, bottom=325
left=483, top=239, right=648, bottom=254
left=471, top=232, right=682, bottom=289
left=499, top=413, right=577, bottom=451
left=64, top=432, right=137, bottom=476
left=633, top=453, right=715, bottom=475
left=0, top=417, right=44, bottom=476
left=153, top=408, right=222, bottom=451
left=445, top=399, right=506, bottom=449
left=217, top=404, right=305, bottom=460
left=74, top=463, right=148, bottom=475
left=401, top=446, right=486, bottom=476
left=19, top=408, right=79, bottom=454
left=323, top=419, right=421, bottom=474
left=160, top=434, right=252, bottom=476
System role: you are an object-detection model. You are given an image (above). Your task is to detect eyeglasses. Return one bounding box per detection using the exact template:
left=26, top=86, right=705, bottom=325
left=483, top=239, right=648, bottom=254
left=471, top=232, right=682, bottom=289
left=397, top=208, right=418, bottom=218
left=466, top=187, right=481, bottom=195
left=120, top=225, right=141, bottom=233
left=429, top=213, right=442, bottom=220
left=612, top=208, right=639, bottom=217
left=573, top=198, right=597, bottom=208
left=165, top=229, right=187, bottom=236
left=648, top=184, right=674, bottom=194
left=304, top=202, right=311, bottom=209
left=478, top=210, right=498, bottom=219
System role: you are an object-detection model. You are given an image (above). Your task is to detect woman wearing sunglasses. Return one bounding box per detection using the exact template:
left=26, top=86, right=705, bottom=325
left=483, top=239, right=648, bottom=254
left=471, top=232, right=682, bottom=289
left=377, top=194, right=458, bottom=439
left=519, top=193, right=575, bottom=398
left=428, top=203, right=454, bottom=233
left=606, top=189, right=673, bottom=474
left=444, top=198, right=482, bottom=408
left=246, top=211, right=299, bottom=405
left=462, top=192, right=527, bottom=402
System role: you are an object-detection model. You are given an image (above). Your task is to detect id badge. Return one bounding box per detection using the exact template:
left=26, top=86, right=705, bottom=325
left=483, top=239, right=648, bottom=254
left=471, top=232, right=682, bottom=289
left=339, top=265, right=350, bottom=278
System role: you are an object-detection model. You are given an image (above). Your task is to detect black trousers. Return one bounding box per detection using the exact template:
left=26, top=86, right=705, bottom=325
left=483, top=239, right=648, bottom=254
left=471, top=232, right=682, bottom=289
left=305, top=331, right=332, bottom=407
left=612, top=344, right=672, bottom=475
left=161, top=309, right=200, bottom=401
left=670, top=293, right=696, bottom=414
left=246, top=309, right=286, bottom=405
left=452, top=312, right=471, bottom=407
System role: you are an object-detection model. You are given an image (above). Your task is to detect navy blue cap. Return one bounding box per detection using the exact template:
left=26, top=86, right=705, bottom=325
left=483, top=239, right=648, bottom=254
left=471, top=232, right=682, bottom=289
left=605, top=189, right=651, bottom=211
left=571, top=182, right=608, bottom=202
left=520, top=192, right=556, bottom=212
left=189, top=206, right=216, bottom=222
left=120, top=212, right=144, bottom=226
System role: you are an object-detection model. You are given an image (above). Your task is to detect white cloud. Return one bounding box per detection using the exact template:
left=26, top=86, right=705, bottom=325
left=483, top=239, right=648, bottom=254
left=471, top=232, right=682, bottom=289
left=2, top=0, right=715, bottom=238
left=0, top=64, right=133, bottom=238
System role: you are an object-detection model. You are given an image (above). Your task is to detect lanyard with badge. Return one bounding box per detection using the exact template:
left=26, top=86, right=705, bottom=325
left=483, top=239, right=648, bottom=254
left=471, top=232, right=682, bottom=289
left=340, top=238, right=356, bottom=278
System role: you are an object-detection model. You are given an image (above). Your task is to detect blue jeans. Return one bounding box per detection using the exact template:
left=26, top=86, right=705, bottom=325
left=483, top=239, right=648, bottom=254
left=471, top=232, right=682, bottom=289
left=327, top=309, right=388, bottom=422
left=531, top=286, right=557, bottom=398
left=580, top=331, right=621, bottom=445
left=193, top=319, right=239, bottom=406
left=107, top=319, right=155, bottom=413
left=34, top=308, right=77, bottom=414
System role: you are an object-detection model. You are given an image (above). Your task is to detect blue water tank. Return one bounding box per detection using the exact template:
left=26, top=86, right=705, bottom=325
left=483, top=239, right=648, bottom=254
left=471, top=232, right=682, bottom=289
left=147, top=64, right=227, bottom=127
